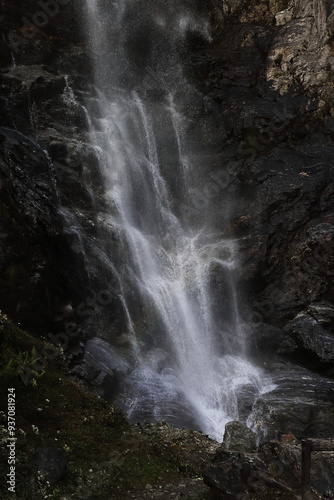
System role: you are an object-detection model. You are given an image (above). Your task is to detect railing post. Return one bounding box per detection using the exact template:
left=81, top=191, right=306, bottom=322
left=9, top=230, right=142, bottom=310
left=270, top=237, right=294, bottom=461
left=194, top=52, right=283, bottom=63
left=301, top=440, right=313, bottom=500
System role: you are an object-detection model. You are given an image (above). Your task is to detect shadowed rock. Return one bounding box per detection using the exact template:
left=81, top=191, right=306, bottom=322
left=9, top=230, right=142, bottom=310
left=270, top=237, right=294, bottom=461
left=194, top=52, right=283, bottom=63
left=35, top=447, right=67, bottom=485
left=222, top=421, right=257, bottom=452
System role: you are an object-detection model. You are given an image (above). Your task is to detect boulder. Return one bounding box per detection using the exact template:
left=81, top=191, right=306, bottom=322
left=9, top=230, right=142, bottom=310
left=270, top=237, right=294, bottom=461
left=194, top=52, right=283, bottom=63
left=204, top=437, right=334, bottom=499
left=70, top=337, right=130, bottom=400
left=282, top=308, right=334, bottom=365
left=222, top=421, right=257, bottom=453
left=35, top=447, right=66, bottom=485
left=247, top=361, right=334, bottom=442
left=204, top=442, right=300, bottom=500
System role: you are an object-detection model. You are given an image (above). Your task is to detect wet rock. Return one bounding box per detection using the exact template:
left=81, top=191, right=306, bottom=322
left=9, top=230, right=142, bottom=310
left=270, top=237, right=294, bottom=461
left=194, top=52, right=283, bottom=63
left=281, top=307, right=334, bottom=365
left=205, top=435, right=334, bottom=500
left=312, top=451, right=334, bottom=498
left=222, top=421, right=257, bottom=452
left=204, top=438, right=302, bottom=500
left=195, top=0, right=334, bottom=326
left=248, top=361, right=334, bottom=442
left=309, top=302, right=334, bottom=330
left=253, top=324, right=284, bottom=356
left=0, top=40, right=12, bottom=67
left=70, top=337, right=130, bottom=400
left=204, top=446, right=300, bottom=500
left=204, top=450, right=259, bottom=500
left=0, top=29, right=124, bottom=337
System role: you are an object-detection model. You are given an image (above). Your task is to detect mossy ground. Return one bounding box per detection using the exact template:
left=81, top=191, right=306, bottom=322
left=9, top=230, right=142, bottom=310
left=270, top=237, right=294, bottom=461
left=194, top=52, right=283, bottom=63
left=0, top=313, right=215, bottom=499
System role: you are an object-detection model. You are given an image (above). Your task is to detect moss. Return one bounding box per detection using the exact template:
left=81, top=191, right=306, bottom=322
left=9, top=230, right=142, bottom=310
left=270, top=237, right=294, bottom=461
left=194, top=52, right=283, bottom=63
left=0, top=313, right=213, bottom=499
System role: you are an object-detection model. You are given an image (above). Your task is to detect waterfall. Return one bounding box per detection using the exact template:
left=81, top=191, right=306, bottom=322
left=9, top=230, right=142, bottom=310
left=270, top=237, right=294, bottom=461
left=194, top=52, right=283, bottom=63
left=81, top=0, right=274, bottom=441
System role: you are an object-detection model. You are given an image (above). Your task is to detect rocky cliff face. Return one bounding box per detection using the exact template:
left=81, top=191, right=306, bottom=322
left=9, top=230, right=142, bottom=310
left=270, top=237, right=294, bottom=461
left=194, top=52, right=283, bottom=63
left=190, top=0, right=334, bottom=359
left=1, top=0, right=334, bottom=499
left=190, top=0, right=334, bottom=442
left=0, top=0, right=128, bottom=342
left=1, top=0, right=334, bottom=444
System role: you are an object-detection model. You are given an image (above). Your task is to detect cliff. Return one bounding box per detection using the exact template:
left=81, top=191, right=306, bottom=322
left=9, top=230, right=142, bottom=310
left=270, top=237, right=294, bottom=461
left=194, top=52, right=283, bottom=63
left=1, top=0, right=334, bottom=498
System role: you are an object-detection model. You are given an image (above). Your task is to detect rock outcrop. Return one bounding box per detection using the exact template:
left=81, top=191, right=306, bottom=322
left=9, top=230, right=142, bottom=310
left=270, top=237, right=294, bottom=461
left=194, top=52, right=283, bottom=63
left=182, top=0, right=334, bottom=449
left=195, top=0, right=334, bottom=361
left=204, top=422, right=334, bottom=500
left=204, top=436, right=334, bottom=499
left=0, top=4, right=127, bottom=339
left=222, top=421, right=257, bottom=453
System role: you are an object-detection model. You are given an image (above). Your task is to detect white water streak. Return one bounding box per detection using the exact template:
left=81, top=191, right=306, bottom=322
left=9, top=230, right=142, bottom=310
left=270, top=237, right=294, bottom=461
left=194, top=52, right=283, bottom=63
left=82, top=0, right=274, bottom=441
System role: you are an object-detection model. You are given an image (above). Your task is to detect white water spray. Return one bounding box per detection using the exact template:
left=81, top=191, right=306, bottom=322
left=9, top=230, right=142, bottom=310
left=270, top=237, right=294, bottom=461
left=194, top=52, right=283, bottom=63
left=82, top=0, right=274, bottom=441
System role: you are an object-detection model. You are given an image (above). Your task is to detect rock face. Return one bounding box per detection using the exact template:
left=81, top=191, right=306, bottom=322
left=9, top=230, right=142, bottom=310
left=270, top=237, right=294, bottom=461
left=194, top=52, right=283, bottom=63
left=70, top=337, right=130, bottom=400
left=0, top=3, right=89, bottom=336
left=189, top=0, right=334, bottom=340
left=204, top=439, right=301, bottom=500
left=185, top=0, right=334, bottom=440
left=282, top=304, right=334, bottom=365
left=222, top=421, right=257, bottom=453
left=204, top=437, right=334, bottom=499
left=206, top=417, right=334, bottom=499
left=0, top=4, right=127, bottom=339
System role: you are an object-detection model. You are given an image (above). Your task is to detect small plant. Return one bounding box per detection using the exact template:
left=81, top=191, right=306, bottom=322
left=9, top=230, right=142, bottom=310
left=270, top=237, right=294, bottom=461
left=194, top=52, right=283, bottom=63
left=0, top=347, right=45, bottom=386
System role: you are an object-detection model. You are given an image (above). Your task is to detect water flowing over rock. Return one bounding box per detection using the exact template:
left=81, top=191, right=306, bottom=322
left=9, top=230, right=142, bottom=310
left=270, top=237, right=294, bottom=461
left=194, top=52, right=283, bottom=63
left=1, top=2, right=334, bottom=497
left=74, top=0, right=276, bottom=441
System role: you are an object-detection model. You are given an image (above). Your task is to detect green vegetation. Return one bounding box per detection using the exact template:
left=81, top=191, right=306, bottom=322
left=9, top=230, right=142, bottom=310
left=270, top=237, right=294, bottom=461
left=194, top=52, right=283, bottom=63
left=0, top=312, right=213, bottom=499
left=0, top=345, right=45, bottom=386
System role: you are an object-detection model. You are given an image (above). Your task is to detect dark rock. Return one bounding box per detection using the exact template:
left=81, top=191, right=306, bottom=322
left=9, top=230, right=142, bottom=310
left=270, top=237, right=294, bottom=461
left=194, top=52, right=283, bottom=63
left=253, top=324, right=284, bottom=357
left=247, top=361, right=334, bottom=442
left=0, top=40, right=12, bottom=67
left=309, top=302, right=334, bottom=330
left=204, top=450, right=261, bottom=500
left=35, top=447, right=66, bottom=485
left=204, top=442, right=300, bottom=500
left=70, top=337, right=130, bottom=400
left=222, top=421, right=257, bottom=453
left=281, top=307, right=334, bottom=365
left=204, top=438, right=334, bottom=499
left=0, top=123, right=100, bottom=335
left=312, top=451, right=334, bottom=499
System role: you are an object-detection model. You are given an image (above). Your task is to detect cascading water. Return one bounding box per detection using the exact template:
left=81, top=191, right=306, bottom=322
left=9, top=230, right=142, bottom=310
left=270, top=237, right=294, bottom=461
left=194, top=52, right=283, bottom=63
left=81, top=0, right=275, bottom=441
